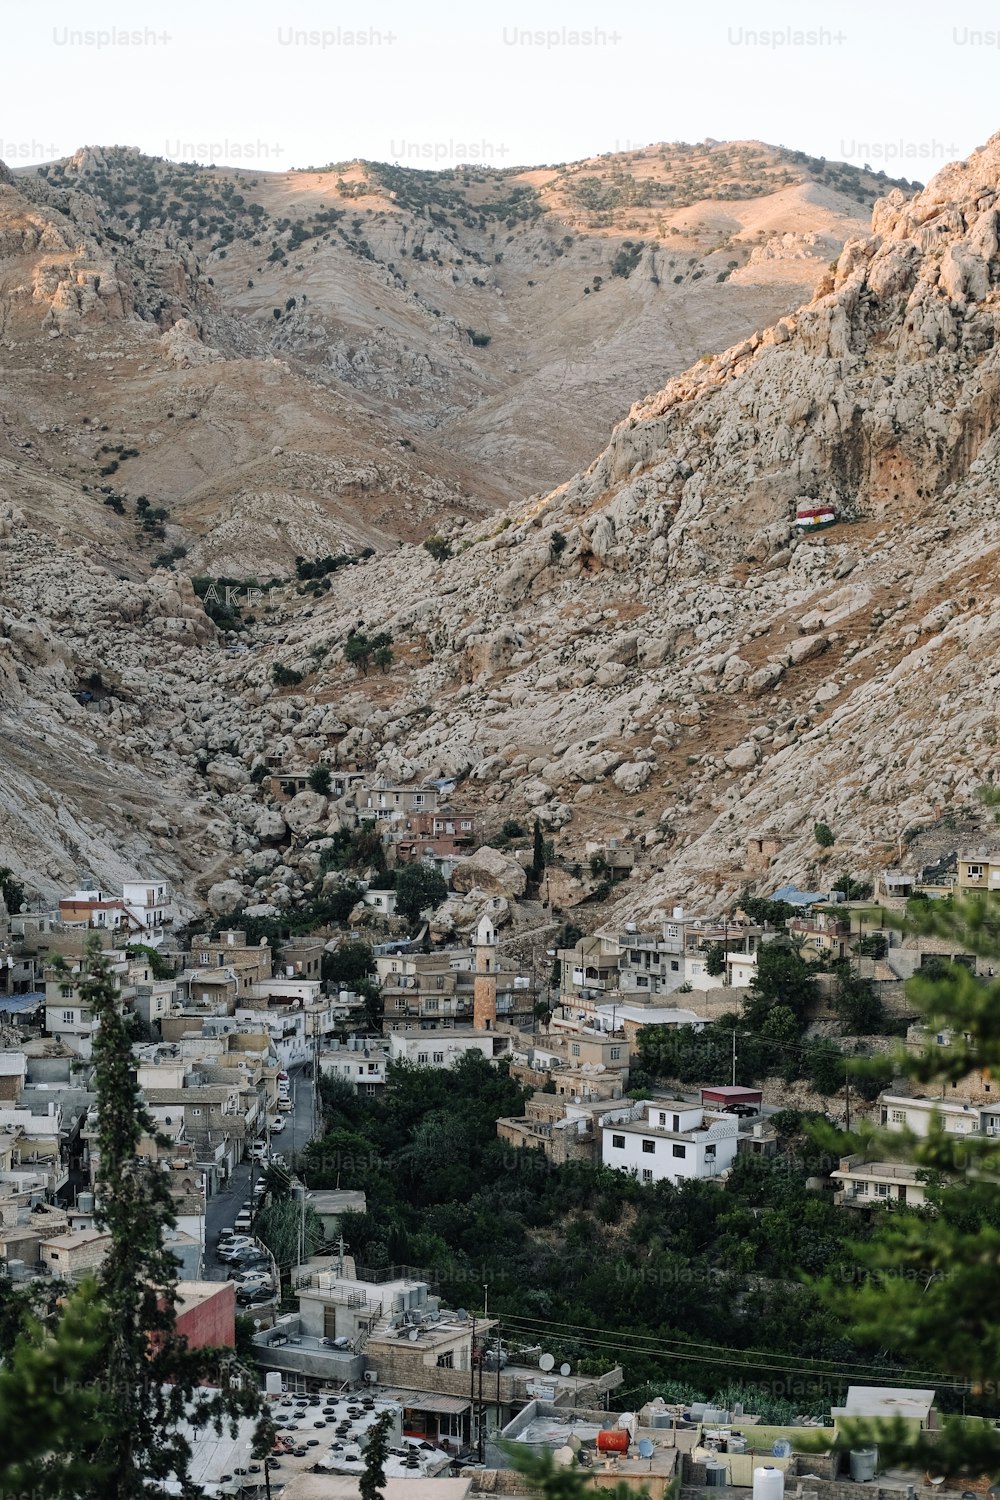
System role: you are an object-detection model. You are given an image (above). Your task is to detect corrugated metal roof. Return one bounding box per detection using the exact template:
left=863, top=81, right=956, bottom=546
left=380, top=1389, right=471, bottom=1416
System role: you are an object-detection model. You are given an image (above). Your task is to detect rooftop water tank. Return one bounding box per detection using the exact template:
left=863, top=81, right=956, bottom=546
left=77, top=1191, right=95, bottom=1214
left=850, top=1449, right=878, bottom=1483
left=754, top=1467, right=785, bottom=1500
left=596, top=1430, right=630, bottom=1454
left=265, top=1371, right=283, bottom=1396
left=705, top=1462, right=729, bottom=1487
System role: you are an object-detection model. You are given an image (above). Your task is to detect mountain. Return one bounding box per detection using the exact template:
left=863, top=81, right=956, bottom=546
left=5, top=134, right=974, bottom=913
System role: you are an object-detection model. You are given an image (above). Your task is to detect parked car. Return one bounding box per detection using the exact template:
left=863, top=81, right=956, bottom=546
left=277, top=1098, right=293, bottom=1113
left=268, top=1116, right=286, bottom=1134
left=238, top=1286, right=276, bottom=1307
left=217, top=1237, right=255, bottom=1263
left=232, top=1271, right=274, bottom=1293
left=225, top=1249, right=269, bottom=1272
left=250, top=1142, right=268, bottom=1161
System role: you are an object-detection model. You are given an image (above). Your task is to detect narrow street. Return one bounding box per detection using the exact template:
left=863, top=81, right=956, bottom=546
left=202, top=1064, right=317, bottom=1281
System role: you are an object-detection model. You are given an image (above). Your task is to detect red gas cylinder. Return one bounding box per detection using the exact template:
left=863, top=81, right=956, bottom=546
left=596, top=1429, right=630, bottom=1454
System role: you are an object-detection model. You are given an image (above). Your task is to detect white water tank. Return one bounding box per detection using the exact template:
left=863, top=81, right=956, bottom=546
left=850, top=1449, right=878, bottom=1482
left=265, top=1371, right=283, bottom=1396
left=754, top=1466, right=785, bottom=1500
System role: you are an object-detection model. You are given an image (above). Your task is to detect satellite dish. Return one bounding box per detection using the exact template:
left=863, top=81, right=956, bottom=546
left=559, top=1363, right=572, bottom=1377
left=539, top=1353, right=555, bottom=1372
left=456, top=1309, right=468, bottom=1322
left=772, top=1440, right=792, bottom=1458
left=408, top=1330, right=419, bottom=1342
left=638, top=1439, right=655, bottom=1460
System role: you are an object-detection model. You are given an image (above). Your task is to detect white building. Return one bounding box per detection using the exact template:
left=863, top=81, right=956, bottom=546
left=879, top=1094, right=983, bottom=1137
left=122, top=878, right=172, bottom=946
left=364, top=889, right=398, bottom=916
left=234, top=1006, right=309, bottom=1070
left=387, top=1030, right=506, bottom=1069
left=831, top=1155, right=928, bottom=1209
left=600, top=1099, right=739, bottom=1185
left=320, top=1038, right=389, bottom=1096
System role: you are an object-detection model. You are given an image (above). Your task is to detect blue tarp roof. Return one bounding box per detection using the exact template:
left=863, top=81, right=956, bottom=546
left=770, top=884, right=828, bottom=907
left=0, top=991, right=44, bottom=1014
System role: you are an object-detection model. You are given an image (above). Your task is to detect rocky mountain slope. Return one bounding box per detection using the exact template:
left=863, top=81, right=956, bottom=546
left=0, top=140, right=904, bottom=568
left=8, top=133, right=993, bottom=919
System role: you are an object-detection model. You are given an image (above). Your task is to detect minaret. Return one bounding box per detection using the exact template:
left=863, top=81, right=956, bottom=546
left=473, top=913, right=497, bottom=1032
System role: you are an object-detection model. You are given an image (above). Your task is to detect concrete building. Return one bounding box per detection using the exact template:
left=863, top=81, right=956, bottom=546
left=831, top=1155, right=928, bottom=1209
left=600, top=1099, right=739, bottom=1185
left=320, top=1038, right=388, bottom=1096
left=386, top=1031, right=509, bottom=1069
left=879, top=1093, right=983, bottom=1136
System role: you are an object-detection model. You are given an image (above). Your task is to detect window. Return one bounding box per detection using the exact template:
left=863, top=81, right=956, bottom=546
left=641, top=1168, right=653, bottom=1183
left=875, top=1182, right=891, bottom=1198
left=672, top=1144, right=686, bottom=1159
left=968, top=864, right=984, bottom=879
left=642, top=1139, right=655, bottom=1154
left=433, top=1052, right=444, bottom=1064
left=705, top=1144, right=716, bottom=1159
left=190, top=1107, right=202, bottom=1116
left=436, top=1351, right=453, bottom=1368
left=571, top=1043, right=580, bottom=1057
left=61, top=1010, right=74, bottom=1024
left=670, top=960, right=680, bottom=972
left=612, top=1133, right=626, bottom=1149
left=610, top=1047, right=621, bottom=1061
left=890, top=1109, right=907, bottom=1124
left=417, top=1052, right=429, bottom=1064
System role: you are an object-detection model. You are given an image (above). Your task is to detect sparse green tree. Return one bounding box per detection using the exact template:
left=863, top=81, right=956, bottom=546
left=308, top=764, right=332, bottom=796
left=360, top=1410, right=393, bottom=1500
left=395, top=863, right=448, bottom=925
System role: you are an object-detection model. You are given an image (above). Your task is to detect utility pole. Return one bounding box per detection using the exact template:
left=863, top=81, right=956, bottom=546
left=470, top=1313, right=477, bottom=1456
left=477, top=1330, right=485, bottom=1464
left=731, top=1027, right=737, bottom=1088
left=845, top=1065, right=851, bottom=1134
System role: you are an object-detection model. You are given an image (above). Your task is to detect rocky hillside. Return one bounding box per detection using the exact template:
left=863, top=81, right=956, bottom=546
left=10, top=133, right=1000, bottom=920
left=0, top=140, right=906, bottom=565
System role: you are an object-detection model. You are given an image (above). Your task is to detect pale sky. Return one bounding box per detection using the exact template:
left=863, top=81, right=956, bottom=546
left=4, top=0, right=997, bottom=176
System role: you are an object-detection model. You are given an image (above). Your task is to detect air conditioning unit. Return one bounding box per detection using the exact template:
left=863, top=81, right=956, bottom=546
left=364, top=1370, right=378, bottom=1385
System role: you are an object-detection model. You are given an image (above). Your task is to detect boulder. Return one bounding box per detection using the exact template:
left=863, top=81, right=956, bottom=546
left=451, top=845, right=528, bottom=899
left=206, top=879, right=247, bottom=915
left=613, top=761, right=652, bottom=794
left=283, top=790, right=328, bottom=834
left=724, top=741, right=760, bottom=771
left=255, top=808, right=288, bottom=844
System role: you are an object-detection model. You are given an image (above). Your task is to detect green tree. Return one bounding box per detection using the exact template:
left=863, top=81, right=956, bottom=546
left=255, top=1197, right=325, bottom=1284
left=528, top=818, right=546, bottom=883
left=345, top=633, right=373, bottom=675
left=125, top=943, right=173, bottom=981
left=705, top=942, right=726, bottom=977
left=322, top=940, right=375, bottom=989
left=395, top=863, right=447, bottom=924
left=813, top=821, right=835, bottom=848
left=0, top=1279, right=113, bottom=1497
left=0, top=865, right=26, bottom=915
left=308, top=764, right=332, bottom=795
left=423, top=535, right=452, bottom=562
left=815, top=894, right=1000, bottom=1476
left=360, top=1410, right=393, bottom=1500
left=832, top=963, right=885, bottom=1034
left=744, top=940, right=818, bottom=1027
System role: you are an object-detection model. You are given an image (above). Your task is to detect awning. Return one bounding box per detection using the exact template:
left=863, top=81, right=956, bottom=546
left=381, top=1389, right=471, bottom=1416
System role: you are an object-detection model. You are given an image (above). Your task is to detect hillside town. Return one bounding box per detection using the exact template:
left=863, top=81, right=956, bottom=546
left=2, top=774, right=998, bottom=1493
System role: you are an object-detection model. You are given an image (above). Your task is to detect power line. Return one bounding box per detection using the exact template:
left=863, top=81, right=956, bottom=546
left=495, top=1310, right=966, bottom=1390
